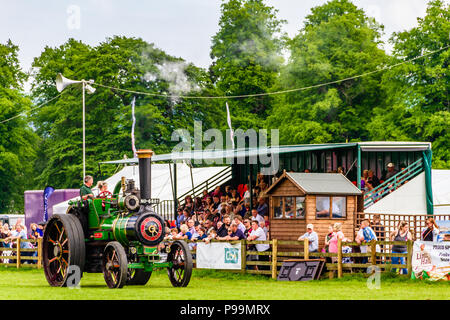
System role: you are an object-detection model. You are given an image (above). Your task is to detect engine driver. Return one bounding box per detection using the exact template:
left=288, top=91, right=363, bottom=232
left=80, top=175, right=95, bottom=200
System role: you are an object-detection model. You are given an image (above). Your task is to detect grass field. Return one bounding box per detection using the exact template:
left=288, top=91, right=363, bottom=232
left=0, top=267, right=448, bottom=300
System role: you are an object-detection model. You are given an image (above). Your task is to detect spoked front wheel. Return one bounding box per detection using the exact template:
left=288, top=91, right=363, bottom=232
left=102, top=241, right=128, bottom=289
left=167, top=240, right=193, bottom=287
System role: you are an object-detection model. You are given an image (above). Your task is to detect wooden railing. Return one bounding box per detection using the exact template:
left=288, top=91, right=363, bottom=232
left=0, top=238, right=43, bottom=269
left=0, top=237, right=414, bottom=279
left=185, top=238, right=412, bottom=279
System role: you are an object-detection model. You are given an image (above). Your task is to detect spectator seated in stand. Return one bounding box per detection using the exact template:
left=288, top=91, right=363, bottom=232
left=234, top=215, right=246, bottom=234
left=203, top=219, right=215, bottom=235
left=164, top=228, right=179, bottom=240
left=216, top=215, right=231, bottom=238
left=182, top=195, right=194, bottom=215
left=176, top=208, right=185, bottom=229
left=250, top=209, right=265, bottom=225
left=256, top=197, right=268, bottom=217
left=194, top=227, right=207, bottom=241
left=211, top=186, right=222, bottom=199
left=259, top=221, right=269, bottom=238
left=173, top=224, right=192, bottom=241
left=204, top=229, right=217, bottom=243
left=218, top=222, right=246, bottom=241
left=201, top=189, right=210, bottom=201
left=384, top=162, right=398, bottom=181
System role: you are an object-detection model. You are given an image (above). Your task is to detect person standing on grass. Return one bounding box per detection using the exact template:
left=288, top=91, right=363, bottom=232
left=247, top=220, right=270, bottom=269
left=390, top=221, right=412, bottom=275
left=356, top=219, right=380, bottom=270
left=328, top=223, right=345, bottom=263
left=298, top=224, right=319, bottom=253
left=421, top=218, right=440, bottom=241
left=29, top=223, right=42, bottom=239
left=4, top=224, right=35, bottom=263
left=323, top=224, right=334, bottom=253
left=243, top=219, right=252, bottom=237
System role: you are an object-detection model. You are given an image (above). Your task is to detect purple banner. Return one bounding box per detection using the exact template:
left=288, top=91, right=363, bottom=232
left=24, top=189, right=79, bottom=231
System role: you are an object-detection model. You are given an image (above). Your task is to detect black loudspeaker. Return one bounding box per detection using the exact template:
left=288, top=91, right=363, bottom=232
left=277, top=259, right=325, bottom=281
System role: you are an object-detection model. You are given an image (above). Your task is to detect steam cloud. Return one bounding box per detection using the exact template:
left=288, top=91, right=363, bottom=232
left=144, top=61, right=200, bottom=100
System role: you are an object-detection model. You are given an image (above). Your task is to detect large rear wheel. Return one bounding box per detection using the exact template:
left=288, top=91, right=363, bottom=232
left=167, top=240, right=193, bottom=287
left=43, top=214, right=85, bottom=287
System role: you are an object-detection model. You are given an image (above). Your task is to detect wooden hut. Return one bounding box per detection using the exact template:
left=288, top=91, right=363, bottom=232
left=265, top=172, right=362, bottom=250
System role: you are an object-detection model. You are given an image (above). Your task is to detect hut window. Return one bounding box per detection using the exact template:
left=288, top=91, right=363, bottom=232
left=272, top=196, right=305, bottom=219
left=273, top=197, right=283, bottom=218
left=285, top=197, right=294, bottom=218
left=295, top=197, right=306, bottom=218
left=316, top=196, right=347, bottom=219
left=316, top=196, right=331, bottom=218
left=332, top=197, right=346, bottom=218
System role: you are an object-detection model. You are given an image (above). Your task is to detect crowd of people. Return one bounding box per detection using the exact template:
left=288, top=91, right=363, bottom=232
left=294, top=215, right=441, bottom=275
left=161, top=181, right=271, bottom=268
left=0, top=218, right=42, bottom=264
left=359, top=162, right=411, bottom=200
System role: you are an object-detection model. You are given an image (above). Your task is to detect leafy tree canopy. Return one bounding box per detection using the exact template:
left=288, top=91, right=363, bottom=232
left=267, top=0, right=389, bottom=145
left=0, top=40, right=38, bottom=212
left=210, top=0, right=286, bottom=129
left=370, top=0, right=450, bottom=168
left=31, top=36, right=217, bottom=188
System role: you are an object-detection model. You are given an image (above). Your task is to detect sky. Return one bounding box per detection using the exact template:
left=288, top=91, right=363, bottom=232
left=0, top=0, right=443, bottom=74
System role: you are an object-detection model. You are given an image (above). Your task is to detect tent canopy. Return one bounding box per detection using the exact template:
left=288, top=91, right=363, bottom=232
left=52, top=163, right=229, bottom=214
left=100, top=142, right=432, bottom=165
left=100, top=143, right=356, bottom=165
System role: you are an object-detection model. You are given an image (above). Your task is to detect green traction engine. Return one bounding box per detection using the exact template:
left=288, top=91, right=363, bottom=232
left=42, top=150, right=193, bottom=289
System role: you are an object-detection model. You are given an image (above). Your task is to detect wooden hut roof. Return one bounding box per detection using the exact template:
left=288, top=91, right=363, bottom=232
left=266, top=172, right=362, bottom=196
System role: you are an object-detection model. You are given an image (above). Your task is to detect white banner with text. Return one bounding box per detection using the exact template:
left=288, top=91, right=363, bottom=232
left=196, top=242, right=242, bottom=270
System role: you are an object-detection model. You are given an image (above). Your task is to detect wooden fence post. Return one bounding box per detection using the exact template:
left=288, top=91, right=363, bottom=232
left=407, top=240, right=413, bottom=275
left=337, top=238, right=342, bottom=278
left=241, top=240, right=246, bottom=274
left=303, top=238, right=309, bottom=260
left=16, top=238, right=21, bottom=269
left=37, top=238, right=43, bottom=269
left=272, top=239, right=278, bottom=280
left=371, top=240, right=377, bottom=266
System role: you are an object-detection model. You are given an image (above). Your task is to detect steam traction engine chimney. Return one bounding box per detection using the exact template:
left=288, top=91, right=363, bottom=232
left=136, top=149, right=152, bottom=210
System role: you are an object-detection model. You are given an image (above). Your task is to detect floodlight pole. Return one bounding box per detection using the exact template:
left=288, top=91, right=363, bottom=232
left=82, top=80, right=86, bottom=179
left=55, top=73, right=95, bottom=182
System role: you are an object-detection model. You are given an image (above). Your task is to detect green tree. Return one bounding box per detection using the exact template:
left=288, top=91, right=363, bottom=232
left=0, top=40, right=38, bottom=212
left=267, top=0, right=389, bottom=144
left=370, top=0, right=450, bottom=168
left=31, top=36, right=217, bottom=189
left=210, top=0, right=286, bottom=130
